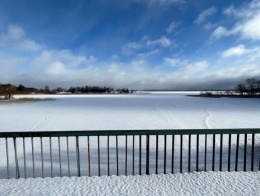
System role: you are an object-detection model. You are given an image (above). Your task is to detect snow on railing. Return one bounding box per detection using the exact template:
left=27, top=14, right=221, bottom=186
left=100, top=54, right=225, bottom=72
left=0, top=129, right=259, bottom=179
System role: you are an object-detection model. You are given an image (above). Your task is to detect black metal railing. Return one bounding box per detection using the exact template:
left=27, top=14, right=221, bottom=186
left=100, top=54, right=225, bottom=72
left=0, top=129, right=259, bottom=179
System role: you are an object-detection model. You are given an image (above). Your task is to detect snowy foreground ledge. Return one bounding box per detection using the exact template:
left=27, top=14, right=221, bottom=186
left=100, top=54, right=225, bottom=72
left=0, top=172, right=259, bottom=196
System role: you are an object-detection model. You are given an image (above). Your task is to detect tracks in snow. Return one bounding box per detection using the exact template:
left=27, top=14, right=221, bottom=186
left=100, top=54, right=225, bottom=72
left=204, top=108, right=212, bottom=129
left=27, top=111, right=55, bottom=132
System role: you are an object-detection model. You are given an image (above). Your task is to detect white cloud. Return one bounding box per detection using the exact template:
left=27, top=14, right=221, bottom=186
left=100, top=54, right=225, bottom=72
left=194, top=6, right=217, bottom=24
left=164, top=58, right=180, bottom=66
left=211, top=26, right=230, bottom=40
left=137, top=49, right=159, bottom=59
left=17, top=40, right=43, bottom=51
left=166, top=21, right=179, bottom=33
left=147, top=36, right=171, bottom=47
left=122, top=42, right=141, bottom=55
left=1, top=24, right=259, bottom=90
left=4, top=25, right=25, bottom=40
left=111, top=54, right=119, bottom=60
left=0, top=25, right=43, bottom=52
left=223, top=5, right=237, bottom=16
left=33, top=49, right=96, bottom=72
left=182, top=61, right=208, bottom=74
left=122, top=36, right=171, bottom=57
left=238, top=13, right=260, bottom=40
left=212, top=1, right=260, bottom=41
left=221, top=45, right=246, bottom=58
left=203, top=22, right=216, bottom=30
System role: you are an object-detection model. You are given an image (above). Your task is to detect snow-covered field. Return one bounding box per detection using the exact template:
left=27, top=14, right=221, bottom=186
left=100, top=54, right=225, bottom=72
left=0, top=171, right=259, bottom=196
left=0, top=93, right=259, bottom=178
left=1, top=92, right=260, bottom=131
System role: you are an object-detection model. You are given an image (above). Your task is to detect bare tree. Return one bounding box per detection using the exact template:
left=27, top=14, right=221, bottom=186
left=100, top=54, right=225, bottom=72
left=235, top=83, right=246, bottom=96
left=245, top=77, right=258, bottom=96
left=0, top=84, right=15, bottom=99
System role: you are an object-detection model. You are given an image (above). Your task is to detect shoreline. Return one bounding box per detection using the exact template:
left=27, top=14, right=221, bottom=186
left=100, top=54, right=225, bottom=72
left=0, top=98, right=54, bottom=104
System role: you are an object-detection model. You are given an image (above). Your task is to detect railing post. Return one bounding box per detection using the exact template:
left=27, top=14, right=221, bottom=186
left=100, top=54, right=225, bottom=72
left=204, top=134, right=207, bottom=172
left=23, top=137, right=26, bottom=178
left=164, top=135, right=167, bottom=174
left=116, top=135, right=119, bottom=176
left=67, top=136, right=70, bottom=177
left=5, top=138, right=9, bottom=179
left=244, top=134, right=247, bottom=171
left=139, top=135, right=142, bottom=175
left=132, top=135, right=135, bottom=175
left=156, top=135, right=158, bottom=174
left=171, top=134, right=175, bottom=174
left=228, top=134, right=231, bottom=171
left=76, top=136, right=81, bottom=177
left=235, top=134, right=240, bottom=171
left=40, top=137, right=44, bottom=178
left=13, top=137, right=20, bottom=179
left=180, top=134, right=183, bottom=173
left=146, top=135, right=149, bottom=175
left=212, top=134, right=215, bottom=171
left=251, top=133, right=255, bottom=171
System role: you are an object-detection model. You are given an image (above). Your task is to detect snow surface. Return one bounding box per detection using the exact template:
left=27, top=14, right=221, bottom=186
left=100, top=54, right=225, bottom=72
left=1, top=93, right=260, bottom=131
left=0, top=93, right=259, bottom=195
left=0, top=171, right=259, bottom=196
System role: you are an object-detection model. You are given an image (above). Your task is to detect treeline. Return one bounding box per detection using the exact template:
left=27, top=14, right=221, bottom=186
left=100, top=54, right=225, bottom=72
left=0, top=83, right=133, bottom=99
left=67, top=86, right=132, bottom=94
left=235, top=77, right=260, bottom=96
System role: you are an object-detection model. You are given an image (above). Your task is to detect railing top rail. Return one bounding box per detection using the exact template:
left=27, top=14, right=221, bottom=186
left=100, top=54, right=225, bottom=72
left=0, top=128, right=260, bottom=138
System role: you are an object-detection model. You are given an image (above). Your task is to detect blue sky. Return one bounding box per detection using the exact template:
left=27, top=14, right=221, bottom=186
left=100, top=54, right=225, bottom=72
left=0, top=0, right=260, bottom=90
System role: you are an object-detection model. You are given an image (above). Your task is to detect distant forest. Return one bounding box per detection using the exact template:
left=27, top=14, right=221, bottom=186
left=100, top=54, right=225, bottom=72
left=0, top=83, right=133, bottom=99
left=1, top=77, right=259, bottom=99
left=235, top=77, right=260, bottom=96
left=199, top=77, right=260, bottom=98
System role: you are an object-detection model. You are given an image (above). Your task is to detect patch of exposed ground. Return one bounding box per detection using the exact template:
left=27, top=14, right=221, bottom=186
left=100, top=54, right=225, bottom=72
left=0, top=98, right=54, bottom=104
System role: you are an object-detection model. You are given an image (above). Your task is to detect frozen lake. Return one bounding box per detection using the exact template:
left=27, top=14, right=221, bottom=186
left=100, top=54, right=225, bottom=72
left=1, top=92, right=260, bottom=132
left=0, top=93, right=259, bottom=178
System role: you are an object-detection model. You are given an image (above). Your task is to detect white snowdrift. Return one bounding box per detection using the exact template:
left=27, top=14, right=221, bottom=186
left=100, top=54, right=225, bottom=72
left=0, top=171, right=259, bottom=196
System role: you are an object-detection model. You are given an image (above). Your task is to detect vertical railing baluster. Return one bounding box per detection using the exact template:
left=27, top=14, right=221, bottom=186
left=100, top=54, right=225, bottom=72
left=116, top=135, right=119, bottom=176
left=23, top=137, right=26, bottom=178
left=219, top=134, right=223, bottom=171
left=40, top=137, right=44, bottom=178
left=244, top=134, right=247, bottom=171
left=188, top=134, right=191, bottom=172
left=5, top=138, right=9, bottom=179
left=204, top=134, right=207, bottom=172
left=125, top=135, right=128, bottom=176
left=212, top=134, right=215, bottom=171
left=146, top=135, right=149, bottom=175
left=235, top=134, right=239, bottom=171
left=98, top=136, right=100, bottom=176
left=67, top=136, right=70, bottom=177
left=108, top=136, right=110, bottom=176
left=164, top=135, right=167, bottom=174
left=58, top=136, right=61, bottom=177
left=251, top=133, right=255, bottom=171
left=180, top=134, right=183, bottom=173
left=228, top=134, right=231, bottom=172
left=171, top=135, right=175, bottom=174
left=87, top=136, right=91, bottom=176
left=50, top=137, right=53, bottom=178
left=156, top=135, right=158, bottom=174
left=139, top=135, right=141, bottom=175
left=13, top=137, right=20, bottom=179
left=132, top=135, right=134, bottom=175
left=76, top=136, right=81, bottom=177
left=31, top=137, right=35, bottom=178
left=196, top=134, right=199, bottom=172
